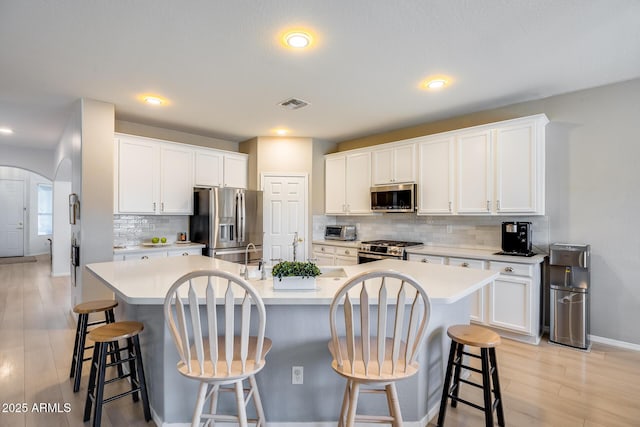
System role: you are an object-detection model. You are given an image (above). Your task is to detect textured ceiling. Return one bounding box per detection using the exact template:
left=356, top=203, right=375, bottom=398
left=1, top=0, right=639, bottom=149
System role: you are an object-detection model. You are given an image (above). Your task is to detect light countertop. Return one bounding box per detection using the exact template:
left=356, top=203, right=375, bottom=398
left=113, top=242, right=205, bottom=254
left=87, top=256, right=498, bottom=306
left=406, top=245, right=547, bottom=264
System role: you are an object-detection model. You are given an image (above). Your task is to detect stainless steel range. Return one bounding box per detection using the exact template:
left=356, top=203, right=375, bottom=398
left=358, top=240, right=423, bottom=263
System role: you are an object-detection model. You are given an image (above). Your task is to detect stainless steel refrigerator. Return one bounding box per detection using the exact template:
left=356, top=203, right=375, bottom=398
left=190, top=187, right=263, bottom=264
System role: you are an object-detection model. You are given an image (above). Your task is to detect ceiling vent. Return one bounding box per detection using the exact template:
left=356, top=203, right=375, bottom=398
left=278, top=97, right=310, bottom=110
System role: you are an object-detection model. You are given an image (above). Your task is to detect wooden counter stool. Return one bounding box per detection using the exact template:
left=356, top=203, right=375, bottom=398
left=70, top=300, right=119, bottom=392
left=83, top=321, right=151, bottom=427
left=437, top=324, right=504, bottom=427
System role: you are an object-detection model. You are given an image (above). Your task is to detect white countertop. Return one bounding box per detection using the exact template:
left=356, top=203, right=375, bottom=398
left=113, top=242, right=205, bottom=254
left=406, top=245, right=546, bottom=264
left=87, top=256, right=498, bottom=306
left=312, top=239, right=361, bottom=248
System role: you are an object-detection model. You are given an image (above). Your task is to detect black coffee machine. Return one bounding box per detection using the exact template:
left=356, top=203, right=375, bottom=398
left=499, top=222, right=534, bottom=256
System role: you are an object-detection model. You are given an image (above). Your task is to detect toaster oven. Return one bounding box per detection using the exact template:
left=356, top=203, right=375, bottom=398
left=324, top=225, right=357, bottom=241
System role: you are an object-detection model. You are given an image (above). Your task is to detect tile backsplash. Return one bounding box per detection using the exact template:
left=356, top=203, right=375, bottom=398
left=113, top=215, right=189, bottom=246
left=314, top=214, right=550, bottom=252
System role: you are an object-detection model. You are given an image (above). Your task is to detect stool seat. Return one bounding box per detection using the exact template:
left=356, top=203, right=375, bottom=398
left=88, top=321, right=144, bottom=342
left=447, top=324, right=501, bottom=348
left=73, top=300, right=118, bottom=314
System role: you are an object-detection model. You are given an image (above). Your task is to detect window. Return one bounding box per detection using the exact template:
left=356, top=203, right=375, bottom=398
left=37, top=184, right=52, bottom=236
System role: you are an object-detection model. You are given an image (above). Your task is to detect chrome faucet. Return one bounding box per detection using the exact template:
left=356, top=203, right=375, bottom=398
left=244, top=242, right=257, bottom=280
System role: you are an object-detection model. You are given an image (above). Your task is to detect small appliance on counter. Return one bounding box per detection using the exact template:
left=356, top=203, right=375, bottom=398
left=324, top=225, right=357, bottom=241
left=496, top=221, right=535, bottom=256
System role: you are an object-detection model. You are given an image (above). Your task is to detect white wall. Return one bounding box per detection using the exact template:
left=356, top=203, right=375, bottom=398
left=0, top=145, right=55, bottom=180
left=52, top=180, right=71, bottom=276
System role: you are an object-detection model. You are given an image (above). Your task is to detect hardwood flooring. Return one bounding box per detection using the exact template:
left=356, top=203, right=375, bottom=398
left=1, top=256, right=639, bottom=426
left=0, top=256, right=155, bottom=427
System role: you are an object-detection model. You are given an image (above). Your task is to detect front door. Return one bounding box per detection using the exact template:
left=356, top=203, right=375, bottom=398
left=0, top=179, right=25, bottom=257
left=262, top=174, right=307, bottom=263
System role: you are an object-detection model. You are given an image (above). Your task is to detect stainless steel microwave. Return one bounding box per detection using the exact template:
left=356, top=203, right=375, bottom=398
left=370, top=183, right=416, bottom=212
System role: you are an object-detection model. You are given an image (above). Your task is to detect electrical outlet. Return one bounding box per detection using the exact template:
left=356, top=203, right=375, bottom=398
left=446, top=224, right=453, bottom=234
left=292, top=366, right=303, bottom=385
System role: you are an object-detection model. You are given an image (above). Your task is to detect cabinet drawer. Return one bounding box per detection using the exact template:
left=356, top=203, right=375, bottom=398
left=313, top=245, right=336, bottom=255
left=489, top=261, right=533, bottom=277
left=449, top=257, right=486, bottom=270
left=335, top=246, right=357, bottom=257
left=167, top=248, right=201, bottom=257
left=407, top=253, right=445, bottom=264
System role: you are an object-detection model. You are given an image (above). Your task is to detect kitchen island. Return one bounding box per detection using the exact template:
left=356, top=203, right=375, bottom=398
left=86, top=256, right=498, bottom=426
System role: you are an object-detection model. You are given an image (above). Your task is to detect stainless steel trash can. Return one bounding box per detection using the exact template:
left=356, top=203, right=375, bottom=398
left=549, top=243, right=591, bottom=350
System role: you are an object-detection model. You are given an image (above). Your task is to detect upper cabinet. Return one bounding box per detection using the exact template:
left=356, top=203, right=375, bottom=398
left=371, top=143, right=416, bottom=185
left=325, top=151, right=371, bottom=215
left=419, top=114, right=548, bottom=216
left=115, top=133, right=249, bottom=215
left=417, top=136, right=455, bottom=215
left=115, top=134, right=194, bottom=215
left=194, top=149, right=248, bottom=189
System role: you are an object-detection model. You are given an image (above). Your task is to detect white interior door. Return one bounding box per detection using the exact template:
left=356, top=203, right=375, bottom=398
left=262, top=174, right=308, bottom=263
left=0, top=179, right=25, bottom=257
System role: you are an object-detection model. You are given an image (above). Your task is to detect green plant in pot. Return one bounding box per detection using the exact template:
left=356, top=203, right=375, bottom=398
left=271, top=261, right=321, bottom=281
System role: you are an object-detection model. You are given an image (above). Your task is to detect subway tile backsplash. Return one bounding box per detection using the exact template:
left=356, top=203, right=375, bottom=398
left=113, top=215, right=189, bottom=247
left=314, top=214, right=550, bottom=253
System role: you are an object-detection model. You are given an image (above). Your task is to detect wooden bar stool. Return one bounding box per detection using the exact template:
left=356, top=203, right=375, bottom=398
left=437, top=324, right=505, bottom=427
left=83, top=321, right=151, bottom=427
left=70, top=300, right=119, bottom=392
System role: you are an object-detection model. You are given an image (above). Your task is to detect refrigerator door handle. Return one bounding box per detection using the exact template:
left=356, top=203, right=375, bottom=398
left=240, top=192, right=246, bottom=242
left=235, top=193, right=240, bottom=242
left=212, top=188, right=219, bottom=247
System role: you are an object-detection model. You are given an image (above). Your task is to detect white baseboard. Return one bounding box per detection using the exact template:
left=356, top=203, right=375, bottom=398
left=155, top=415, right=435, bottom=427
left=590, top=334, right=640, bottom=351
left=51, top=272, right=70, bottom=277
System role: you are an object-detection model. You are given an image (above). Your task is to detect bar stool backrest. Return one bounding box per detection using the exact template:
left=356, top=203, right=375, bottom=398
left=164, top=270, right=267, bottom=378
left=329, top=269, right=431, bottom=378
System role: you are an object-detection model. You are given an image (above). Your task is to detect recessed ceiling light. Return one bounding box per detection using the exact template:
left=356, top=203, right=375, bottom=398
left=280, top=29, right=315, bottom=49
left=275, top=129, right=288, bottom=136
left=0, top=127, right=13, bottom=135
left=144, top=96, right=164, bottom=105
left=421, top=76, right=451, bottom=90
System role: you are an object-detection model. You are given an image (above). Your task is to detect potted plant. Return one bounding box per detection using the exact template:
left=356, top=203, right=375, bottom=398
left=271, top=261, right=321, bottom=290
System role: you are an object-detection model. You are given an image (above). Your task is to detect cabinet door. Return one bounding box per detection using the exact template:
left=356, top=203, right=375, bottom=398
left=449, top=257, right=487, bottom=324
left=117, top=137, right=158, bottom=214
left=345, top=152, right=371, bottom=214
left=393, top=144, right=415, bottom=183
left=418, top=137, right=454, bottom=214
left=160, top=144, right=194, bottom=214
left=456, top=130, right=492, bottom=214
left=488, top=275, right=532, bottom=334
left=325, top=156, right=347, bottom=214
left=313, top=252, right=335, bottom=266
left=335, top=254, right=358, bottom=266
left=371, top=148, right=394, bottom=185
left=494, top=121, right=537, bottom=213
left=223, top=154, right=248, bottom=189
left=195, top=149, right=223, bottom=187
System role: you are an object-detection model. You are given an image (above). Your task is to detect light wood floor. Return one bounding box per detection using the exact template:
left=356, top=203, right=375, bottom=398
left=0, top=256, right=156, bottom=427
left=1, top=256, right=639, bottom=426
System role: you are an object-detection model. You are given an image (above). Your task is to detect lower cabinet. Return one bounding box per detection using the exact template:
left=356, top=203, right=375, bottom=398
left=448, top=257, right=487, bottom=324
left=114, top=247, right=202, bottom=261
left=312, top=244, right=358, bottom=266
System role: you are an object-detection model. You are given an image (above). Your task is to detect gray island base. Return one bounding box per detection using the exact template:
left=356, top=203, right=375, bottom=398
left=87, top=256, right=498, bottom=426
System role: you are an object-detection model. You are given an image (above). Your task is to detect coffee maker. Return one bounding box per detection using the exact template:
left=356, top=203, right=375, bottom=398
left=499, top=221, right=534, bottom=256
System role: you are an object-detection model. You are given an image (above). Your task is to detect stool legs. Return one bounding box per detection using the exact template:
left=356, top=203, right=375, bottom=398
left=437, top=342, right=504, bottom=427
left=84, top=336, right=151, bottom=427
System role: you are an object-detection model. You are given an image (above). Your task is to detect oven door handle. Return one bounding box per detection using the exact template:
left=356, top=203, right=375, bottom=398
left=358, top=252, right=391, bottom=261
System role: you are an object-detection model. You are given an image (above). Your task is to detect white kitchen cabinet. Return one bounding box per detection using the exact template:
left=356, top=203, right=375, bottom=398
left=488, top=261, right=539, bottom=337
left=194, top=149, right=223, bottom=187
left=116, top=136, right=158, bottom=214
left=449, top=257, right=487, bottom=324
left=417, top=136, right=455, bottom=215
left=371, top=143, right=415, bottom=185
left=494, top=116, right=546, bottom=214
left=456, top=129, right=493, bottom=214
left=407, top=253, right=446, bottom=264
left=312, top=243, right=358, bottom=266
left=223, top=153, right=248, bottom=189
left=194, top=149, right=248, bottom=189
left=124, top=251, right=166, bottom=261
left=167, top=248, right=202, bottom=257
left=325, top=151, right=371, bottom=215
left=160, top=144, right=194, bottom=214
left=115, top=134, right=193, bottom=215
